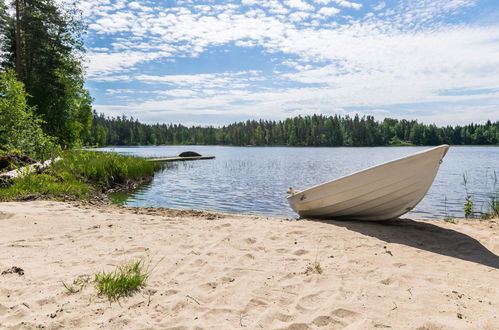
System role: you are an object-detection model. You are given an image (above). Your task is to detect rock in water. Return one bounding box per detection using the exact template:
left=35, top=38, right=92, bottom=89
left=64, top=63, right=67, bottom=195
left=179, top=151, right=202, bottom=157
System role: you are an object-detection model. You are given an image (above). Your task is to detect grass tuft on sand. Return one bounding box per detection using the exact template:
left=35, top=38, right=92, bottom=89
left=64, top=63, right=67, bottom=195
left=444, top=217, right=458, bottom=224
left=305, top=261, right=323, bottom=275
left=95, top=260, right=149, bottom=302
left=62, top=275, right=91, bottom=294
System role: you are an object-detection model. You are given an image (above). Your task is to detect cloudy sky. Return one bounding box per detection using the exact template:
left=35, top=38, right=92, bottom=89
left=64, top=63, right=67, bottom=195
left=78, top=0, right=499, bottom=126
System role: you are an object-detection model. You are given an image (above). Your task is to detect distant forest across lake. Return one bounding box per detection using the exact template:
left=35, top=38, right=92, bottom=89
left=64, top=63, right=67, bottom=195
left=86, top=113, right=499, bottom=147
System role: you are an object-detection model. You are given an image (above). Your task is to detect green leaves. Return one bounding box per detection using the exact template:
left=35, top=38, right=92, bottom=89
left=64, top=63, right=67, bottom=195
left=0, top=69, right=56, bottom=159
left=0, top=0, right=92, bottom=148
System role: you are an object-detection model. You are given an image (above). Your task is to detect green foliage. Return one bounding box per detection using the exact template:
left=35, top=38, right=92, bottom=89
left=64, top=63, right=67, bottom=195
left=86, top=113, right=499, bottom=147
left=487, top=172, right=499, bottom=218
left=52, top=150, right=160, bottom=189
left=462, top=173, right=474, bottom=218
left=94, top=260, right=149, bottom=302
left=0, top=150, right=160, bottom=201
left=0, top=172, right=89, bottom=200
left=489, top=191, right=499, bottom=218
left=0, top=0, right=92, bottom=147
left=389, top=136, right=414, bottom=146
left=464, top=196, right=473, bottom=218
left=0, top=69, right=56, bottom=158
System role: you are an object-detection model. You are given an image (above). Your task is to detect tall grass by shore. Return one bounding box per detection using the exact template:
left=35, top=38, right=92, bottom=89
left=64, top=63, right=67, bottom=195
left=0, top=150, right=161, bottom=201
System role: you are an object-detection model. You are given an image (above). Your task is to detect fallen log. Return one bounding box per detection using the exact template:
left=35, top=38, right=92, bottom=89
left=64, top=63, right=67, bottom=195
left=0, top=157, right=61, bottom=180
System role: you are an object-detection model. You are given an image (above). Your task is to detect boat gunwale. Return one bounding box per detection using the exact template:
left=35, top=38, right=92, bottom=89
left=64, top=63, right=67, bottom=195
left=287, top=144, right=449, bottom=201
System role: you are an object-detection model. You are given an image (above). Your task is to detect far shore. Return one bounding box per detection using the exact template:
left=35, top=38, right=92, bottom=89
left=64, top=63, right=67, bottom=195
left=0, top=200, right=498, bottom=329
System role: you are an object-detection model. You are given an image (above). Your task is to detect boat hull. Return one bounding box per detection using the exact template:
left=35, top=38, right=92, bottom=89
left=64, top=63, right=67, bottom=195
left=287, top=145, right=449, bottom=221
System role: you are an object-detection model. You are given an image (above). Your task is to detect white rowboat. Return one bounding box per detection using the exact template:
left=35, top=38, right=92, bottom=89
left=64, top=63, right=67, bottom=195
left=287, top=145, right=449, bottom=221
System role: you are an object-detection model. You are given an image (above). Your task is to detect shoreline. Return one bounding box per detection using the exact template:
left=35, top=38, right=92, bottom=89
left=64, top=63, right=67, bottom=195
left=1, top=201, right=498, bottom=329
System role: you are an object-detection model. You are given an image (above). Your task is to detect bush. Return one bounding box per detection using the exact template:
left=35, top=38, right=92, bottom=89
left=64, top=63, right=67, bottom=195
left=0, top=69, right=56, bottom=159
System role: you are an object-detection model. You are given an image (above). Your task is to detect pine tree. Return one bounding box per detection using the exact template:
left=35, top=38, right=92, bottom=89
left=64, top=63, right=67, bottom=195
left=0, top=0, right=92, bottom=147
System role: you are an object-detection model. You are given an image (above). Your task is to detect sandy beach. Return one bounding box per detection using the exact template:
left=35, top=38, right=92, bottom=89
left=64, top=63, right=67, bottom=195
left=0, top=201, right=498, bottom=329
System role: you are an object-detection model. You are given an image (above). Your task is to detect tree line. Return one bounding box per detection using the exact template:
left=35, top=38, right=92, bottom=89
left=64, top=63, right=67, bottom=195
left=87, top=112, right=499, bottom=147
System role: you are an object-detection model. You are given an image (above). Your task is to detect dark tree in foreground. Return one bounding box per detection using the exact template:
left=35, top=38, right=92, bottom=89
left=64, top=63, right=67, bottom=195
left=0, top=0, right=92, bottom=147
left=0, top=69, right=55, bottom=158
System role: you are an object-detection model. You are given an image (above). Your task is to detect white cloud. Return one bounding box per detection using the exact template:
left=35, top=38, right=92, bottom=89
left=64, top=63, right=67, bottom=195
left=86, top=51, right=170, bottom=77
left=78, top=0, right=497, bottom=125
left=285, top=0, right=314, bottom=11
left=317, top=0, right=361, bottom=10
left=289, top=11, right=312, bottom=22
left=337, top=0, right=362, bottom=10
left=318, top=7, right=341, bottom=17
left=372, top=2, right=386, bottom=11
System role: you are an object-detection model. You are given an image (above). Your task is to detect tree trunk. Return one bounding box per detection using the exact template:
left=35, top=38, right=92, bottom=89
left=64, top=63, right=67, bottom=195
left=15, top=0, right=22, bottom=80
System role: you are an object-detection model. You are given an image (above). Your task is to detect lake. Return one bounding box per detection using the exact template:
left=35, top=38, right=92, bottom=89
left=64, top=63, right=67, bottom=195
left=95, top=145, right=499, bottom=219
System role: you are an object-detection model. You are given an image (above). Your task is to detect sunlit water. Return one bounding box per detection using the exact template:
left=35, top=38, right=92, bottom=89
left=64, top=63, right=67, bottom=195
left=94, top=145, right=499, bottom=219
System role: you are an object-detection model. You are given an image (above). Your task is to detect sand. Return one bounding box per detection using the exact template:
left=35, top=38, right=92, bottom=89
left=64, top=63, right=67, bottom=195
left=0, top=201, right=498, bottom=329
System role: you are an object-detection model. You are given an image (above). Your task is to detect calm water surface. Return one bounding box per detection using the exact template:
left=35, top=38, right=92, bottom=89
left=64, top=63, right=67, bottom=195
left=96, top=146, right=499, bottom=219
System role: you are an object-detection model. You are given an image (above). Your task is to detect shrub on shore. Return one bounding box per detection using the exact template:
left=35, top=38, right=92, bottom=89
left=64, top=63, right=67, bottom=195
left=0, top=150, right=161, bottom=201
left=0, top=70, right=56, bottom=160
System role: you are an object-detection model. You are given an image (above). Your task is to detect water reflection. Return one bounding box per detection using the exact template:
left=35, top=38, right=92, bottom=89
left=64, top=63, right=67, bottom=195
left=94, top=146, right=499, bottom=219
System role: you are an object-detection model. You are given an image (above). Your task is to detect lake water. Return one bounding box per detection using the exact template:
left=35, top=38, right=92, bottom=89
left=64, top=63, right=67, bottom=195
left=95, top=145, right=499, bottom=219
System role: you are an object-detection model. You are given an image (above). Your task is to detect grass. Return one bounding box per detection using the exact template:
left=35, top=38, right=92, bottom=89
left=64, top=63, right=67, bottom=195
left=305, top=260, right=323, bottom=275
left=444, top=217, right=458, bottom=224
left=481, top=192, right=499, bottom=219
left=305, top=242, right=323, bottom=275
left=54, top=150, right=159, bottom=189
left=462, top=173, right=474, bottom=218
left=0, top=150, right=161, bottom=201
left=486, top=171, right=499, bottom=218
left=94, top=260, right=149, bottom=302
left=442, top=196, right=457, bottom=224
left=62, top=275, right=91, bottom=294
left=488, top=193, right=499, bottom=218
left=462, top=170, right=499, bottom=220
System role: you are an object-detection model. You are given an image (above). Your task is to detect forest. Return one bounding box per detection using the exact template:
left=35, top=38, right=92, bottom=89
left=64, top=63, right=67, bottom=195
left=1, top=0, right=498, bottom=158
left=87, top=113, right=499, bottom=147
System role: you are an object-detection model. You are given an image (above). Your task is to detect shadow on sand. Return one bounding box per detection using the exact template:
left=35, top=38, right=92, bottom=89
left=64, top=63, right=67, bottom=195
left=307, top=218, right=499, bottom=270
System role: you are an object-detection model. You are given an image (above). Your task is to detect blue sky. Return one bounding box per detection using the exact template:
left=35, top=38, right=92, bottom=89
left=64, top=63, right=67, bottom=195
left=75, top=0, right=499, bottom=126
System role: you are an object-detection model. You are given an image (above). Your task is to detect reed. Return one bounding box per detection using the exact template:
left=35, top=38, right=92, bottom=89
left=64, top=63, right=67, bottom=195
left=0, top=150, right=161, bottom=201
left=462, top=173, right=473, bottom=218
left=488, top=193, right=499, bottom=218
left=480, top=171, right=499, bottom=219
left=487, top=171, right=499, bottom=218
left=443, top=196, right=456, bottom=223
